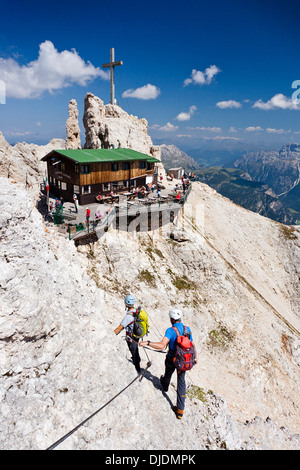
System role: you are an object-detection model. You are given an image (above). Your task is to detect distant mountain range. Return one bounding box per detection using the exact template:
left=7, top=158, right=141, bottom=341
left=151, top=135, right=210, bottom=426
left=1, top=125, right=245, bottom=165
left=234, top=144, right=300, bottom=223
left=234, top=144, right=300, bottom=196
left=194, top=166, right=295, bottom=224
left=159, top=143, right=300, bottom=225
left=160, top=144, right=201, bottom=171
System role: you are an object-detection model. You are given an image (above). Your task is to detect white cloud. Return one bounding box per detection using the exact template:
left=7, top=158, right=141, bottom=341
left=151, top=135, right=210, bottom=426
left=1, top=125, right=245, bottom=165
left=245, top=126, right=291, bottom=134
left=202, top=135, right=241, bottom=141
left=265, top=128, right=291, bottom=134
left=216, top=100, right=242, bottom=109
left=122, top=84, right=160, bottom=100
left=253, top=93, right=300, bottom=110
left=175, top=105, right=197, bottom=121
left=0, top=40, right=107, bottom=99
left=246, top=126, right=264, bottom=132
left=184, top=65, right=221, bottom=86
left=4, top=130, right=33, bottom=136
left=229, top=126, right=238, bottom=133
left=158, top=122, right=179, bottom=132
left=188, top=126, right=222, bottom=133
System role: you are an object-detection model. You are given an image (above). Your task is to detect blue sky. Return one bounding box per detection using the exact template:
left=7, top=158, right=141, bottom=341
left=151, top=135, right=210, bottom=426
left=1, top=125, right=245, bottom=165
left=0, top=0, right=299, bottom=151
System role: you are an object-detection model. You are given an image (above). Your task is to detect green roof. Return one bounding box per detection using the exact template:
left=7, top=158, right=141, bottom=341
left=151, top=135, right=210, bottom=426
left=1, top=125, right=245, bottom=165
left=42, top=148, right=160, bottom=163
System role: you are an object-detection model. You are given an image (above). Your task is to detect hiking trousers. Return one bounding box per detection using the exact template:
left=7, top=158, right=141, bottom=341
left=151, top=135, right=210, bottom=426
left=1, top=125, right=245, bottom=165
left=126, top=337, right=141, bottom=372
left=161, top=354, right=186, bottom=411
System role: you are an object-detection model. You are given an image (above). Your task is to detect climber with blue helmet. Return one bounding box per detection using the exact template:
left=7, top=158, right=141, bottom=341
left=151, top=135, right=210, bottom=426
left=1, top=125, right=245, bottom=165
left=140, top=308, right=197, bottom=419
left=114, top=294, right=142, bottom=373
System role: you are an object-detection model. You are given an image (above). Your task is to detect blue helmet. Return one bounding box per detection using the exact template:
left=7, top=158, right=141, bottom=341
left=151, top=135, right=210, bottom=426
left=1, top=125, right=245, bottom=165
left=125, top=294, right=135, bottom=306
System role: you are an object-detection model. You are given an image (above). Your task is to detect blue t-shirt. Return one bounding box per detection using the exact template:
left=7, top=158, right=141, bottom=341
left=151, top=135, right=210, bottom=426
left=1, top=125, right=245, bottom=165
left=164, top=322, right=193, bottom=353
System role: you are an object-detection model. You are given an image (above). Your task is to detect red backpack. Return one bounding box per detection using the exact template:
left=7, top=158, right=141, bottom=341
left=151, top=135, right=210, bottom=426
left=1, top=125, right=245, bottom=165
left=172, top=326, right=195, bottom=372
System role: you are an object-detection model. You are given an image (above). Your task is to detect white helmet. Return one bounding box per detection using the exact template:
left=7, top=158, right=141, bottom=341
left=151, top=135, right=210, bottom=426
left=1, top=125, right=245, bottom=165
left=169, top=308, right=182, bottom=321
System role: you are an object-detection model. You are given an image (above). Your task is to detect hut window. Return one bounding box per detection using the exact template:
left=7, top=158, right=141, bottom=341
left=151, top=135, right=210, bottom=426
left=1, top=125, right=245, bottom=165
left=111, top=162, right=118, bottom=171
left=81, top=164, right=90, bottom=174
left=73, top=164, right=79, bottom=174
left=139, top=161, right=146, bottom=169
left=73, top=185, right=80, bottom=193
left=61, top=182, right=67, bottom=191
left=103, top=183, right=111, bottom=191
left=82, top=185, right=91, bottom=194
left=122, top=162, right=129, bottom=170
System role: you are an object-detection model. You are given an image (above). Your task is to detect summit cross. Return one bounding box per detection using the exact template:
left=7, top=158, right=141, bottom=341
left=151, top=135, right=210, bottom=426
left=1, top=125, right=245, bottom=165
left=102, top=48, right=123, bottom=105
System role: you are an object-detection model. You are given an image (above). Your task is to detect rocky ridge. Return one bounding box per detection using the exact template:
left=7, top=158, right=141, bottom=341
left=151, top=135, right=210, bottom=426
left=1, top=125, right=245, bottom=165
left=0, top=175, right=299, bottom=449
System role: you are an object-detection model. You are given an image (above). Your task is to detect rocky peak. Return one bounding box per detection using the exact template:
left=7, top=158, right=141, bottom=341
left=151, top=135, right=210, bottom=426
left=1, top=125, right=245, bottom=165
left=65, top=99, right=81, bottom=149
left=64, top=92, right=164, bottom=172
left=279, top=143, right=300, bottom=157
left=82, top=92, right=161, bottom=158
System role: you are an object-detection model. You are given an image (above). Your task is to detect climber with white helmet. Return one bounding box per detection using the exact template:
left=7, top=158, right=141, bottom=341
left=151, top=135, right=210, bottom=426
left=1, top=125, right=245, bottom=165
left=140, top=308, right=197, bottom=419
left=114, top=294, right=142, bottom=373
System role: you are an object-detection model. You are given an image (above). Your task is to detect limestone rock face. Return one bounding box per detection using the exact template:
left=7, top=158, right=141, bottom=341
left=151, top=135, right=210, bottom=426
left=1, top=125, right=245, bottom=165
left=82, top=92, right=164, bottom=174
left=65, top=99, right=81, bottom=149
left=0, top=131, right=65, bottom=198
left=0, top=177, right=300, bottom=450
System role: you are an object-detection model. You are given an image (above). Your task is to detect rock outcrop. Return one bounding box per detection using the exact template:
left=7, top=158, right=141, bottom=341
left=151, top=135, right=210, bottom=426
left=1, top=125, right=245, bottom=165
left=0, top=131, right=65, bottom=198
left=82, top=92, right=165, bottom=175
left=65, top=99, right=81, bottom=149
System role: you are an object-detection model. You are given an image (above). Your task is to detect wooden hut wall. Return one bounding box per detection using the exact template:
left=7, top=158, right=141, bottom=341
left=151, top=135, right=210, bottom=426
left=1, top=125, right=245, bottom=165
left=79, top=161, right=153, bottom=186
left=48, top=156, right=80, bottom=186
left=80, top=162, right=129, bottom=186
